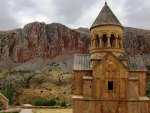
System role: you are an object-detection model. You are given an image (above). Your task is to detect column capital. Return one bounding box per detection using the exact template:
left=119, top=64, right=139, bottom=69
left=99, top=33, right=103, bottom=37
left=107, top=33, right=111, bottom=37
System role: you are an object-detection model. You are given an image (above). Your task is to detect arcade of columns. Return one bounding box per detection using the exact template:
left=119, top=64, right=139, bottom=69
left=90, top=32, right=123, bottom=49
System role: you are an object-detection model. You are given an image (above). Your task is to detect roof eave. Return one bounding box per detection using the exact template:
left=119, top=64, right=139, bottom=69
left=129, top=70, right=147, bottom=72
left=90, top=24, right=123, bottom=31
left=73, top=69, right=92, bottom=71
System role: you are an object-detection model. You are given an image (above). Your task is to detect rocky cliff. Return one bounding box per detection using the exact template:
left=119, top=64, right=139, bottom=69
left=123, top=27, right=150, bottom=55
left=0, top=22, right=90, bottom=63
left=1, top=22, right=150, bottom=65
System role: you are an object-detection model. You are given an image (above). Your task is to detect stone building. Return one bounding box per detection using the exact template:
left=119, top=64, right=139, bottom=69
left=73, top=2, right=149, bottom=113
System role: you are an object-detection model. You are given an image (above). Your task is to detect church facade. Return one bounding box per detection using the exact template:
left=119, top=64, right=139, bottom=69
left=73, top=2, right=149, bottom=113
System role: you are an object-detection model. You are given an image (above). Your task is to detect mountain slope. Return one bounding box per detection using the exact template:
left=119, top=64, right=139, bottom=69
left=1, top=22, right=150, bottom=65
left=0, top=22, right=90, bottom=63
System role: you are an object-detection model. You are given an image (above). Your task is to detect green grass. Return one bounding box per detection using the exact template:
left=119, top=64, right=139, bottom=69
left=32, top=109, right=72, bottom=113
left=1, top=111, right=19, bottom=113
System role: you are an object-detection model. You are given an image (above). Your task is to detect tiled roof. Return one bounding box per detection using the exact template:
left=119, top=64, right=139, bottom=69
left=91, top=2, right=122, bottom=29
left=127, top=56, right=147, bottom=71
left=73, top=54, right=91, bottom=70
left=128, top=76, right=139, bottom=81
left=118, top=55, right=127, bottom=60
left=73, top=54, right=146, bottom=71
left=91, top=55, right=102, bottom=60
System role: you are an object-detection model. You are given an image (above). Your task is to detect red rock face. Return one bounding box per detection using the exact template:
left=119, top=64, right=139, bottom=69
left=0, top=23, right=150, bottom=63
left=0, top=22, right=90, bottom=62
left=123, top=27, right=150, bottom=55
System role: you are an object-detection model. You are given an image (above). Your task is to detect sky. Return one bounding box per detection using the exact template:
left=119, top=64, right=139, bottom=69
left=0, top=0, right=150, bottom=30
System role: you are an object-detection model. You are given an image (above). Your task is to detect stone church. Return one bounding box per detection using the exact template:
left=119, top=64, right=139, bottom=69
left=73, top=2, right=149, bottom=113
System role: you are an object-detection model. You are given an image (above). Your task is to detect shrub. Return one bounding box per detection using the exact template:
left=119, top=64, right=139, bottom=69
left=61, top=101, right=67, bottom=107
left=56, top=101, right=61, bottom=106
left=15, top=101, right=21, bottom=106
left=2, top=111, right=19, bottom=113
left=49, top=99, right=56, bottom=106
left=0, top=101, right=3, bottom=109
left=33, top=98, right=56, bottom=106
left=33, top=98, right=47, bottom=106
left=2, top=83, right=14, bottom=105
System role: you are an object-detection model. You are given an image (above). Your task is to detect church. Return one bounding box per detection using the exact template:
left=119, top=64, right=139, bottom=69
left=73, top=2, right=149, bottom=113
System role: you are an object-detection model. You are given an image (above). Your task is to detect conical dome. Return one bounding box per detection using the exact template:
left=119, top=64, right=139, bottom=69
left=91, top=2, right=122, bottom=29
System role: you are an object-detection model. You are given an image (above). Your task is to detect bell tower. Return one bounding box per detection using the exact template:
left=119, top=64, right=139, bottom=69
left=90, top=2, right=124, bottom=58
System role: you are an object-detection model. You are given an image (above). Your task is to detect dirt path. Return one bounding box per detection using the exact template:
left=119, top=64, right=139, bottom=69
left=0, top=107, right=21, bottom=113
left=20, top=109, right=32, bottom=113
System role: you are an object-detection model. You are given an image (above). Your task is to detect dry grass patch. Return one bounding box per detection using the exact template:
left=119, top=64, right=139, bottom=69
left=32, top=109, right=72, bottom=113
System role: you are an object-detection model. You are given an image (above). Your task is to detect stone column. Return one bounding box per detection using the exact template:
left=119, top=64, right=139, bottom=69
left=99, top=37, right=102, bottom=47
left=115, top=38, right=118, bottom=48
left=107, top=37, right=111, bottom=47
left=93, top=39, right=96, bottom=49
left=92, top=39, right=94, bottom=49
left=120, top=39, right=123, bottom=48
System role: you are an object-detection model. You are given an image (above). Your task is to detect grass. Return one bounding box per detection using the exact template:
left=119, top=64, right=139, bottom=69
left=1, top=111, right=19, bottom=113
left=32, top=109, right=72, bottom=113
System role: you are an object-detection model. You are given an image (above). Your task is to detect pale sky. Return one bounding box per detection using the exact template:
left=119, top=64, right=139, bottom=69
left=0, top=0, right=150, bottom=30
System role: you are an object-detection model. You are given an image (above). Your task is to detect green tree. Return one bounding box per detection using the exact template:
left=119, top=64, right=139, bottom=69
left=33, top=98, right=56, bottom=106
left=61, top=101, right=67, bottom=107
left=0, top=101, right=3, bottom=110
left=3, top=83, right=13, bottom=105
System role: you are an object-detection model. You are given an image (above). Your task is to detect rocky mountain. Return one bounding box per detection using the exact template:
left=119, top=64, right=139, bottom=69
left=123, top=27, right=150, bottom=55
left=0, top=22, right=90, bottom=63
left=1, top=22, right=150, bottom=66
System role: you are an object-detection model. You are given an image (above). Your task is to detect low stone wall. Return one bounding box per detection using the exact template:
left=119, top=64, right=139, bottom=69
left=21, top=106, right=61, bottom=109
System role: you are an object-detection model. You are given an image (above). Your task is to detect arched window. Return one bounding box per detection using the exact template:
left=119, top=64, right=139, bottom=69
left=96, top=35, right=99, bottom=47
left=102, top=34, right=107, bottom=47
left=110, top=34, right=115, bottom=47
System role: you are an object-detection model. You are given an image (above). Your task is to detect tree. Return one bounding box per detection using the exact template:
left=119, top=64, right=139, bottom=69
left=3, top=83, right=13, bottom=105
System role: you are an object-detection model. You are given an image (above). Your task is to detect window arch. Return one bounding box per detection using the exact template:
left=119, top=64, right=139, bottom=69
left=102, top=34, right=107, bottom=47
left=110, top=34, right=115, bottom=47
